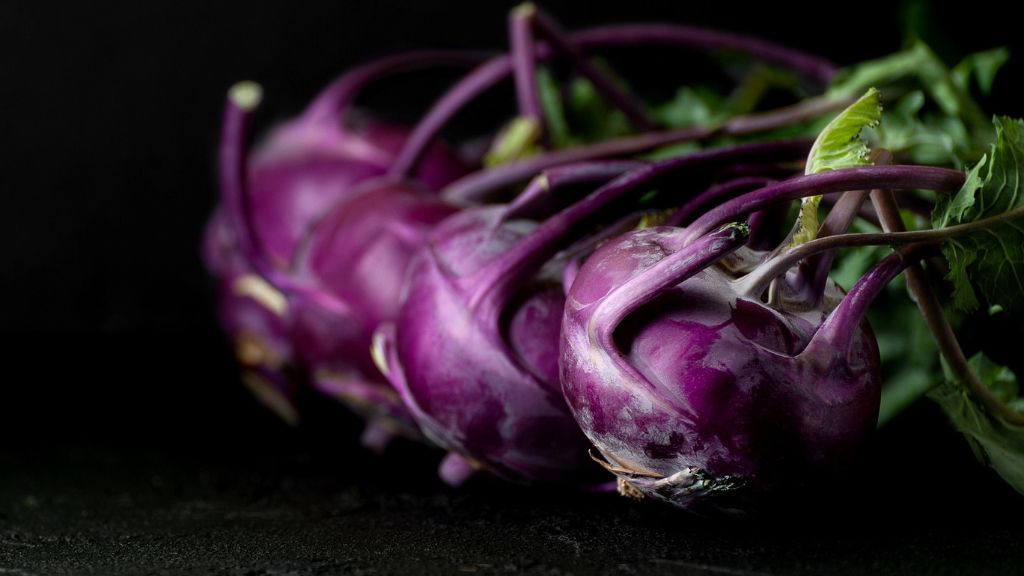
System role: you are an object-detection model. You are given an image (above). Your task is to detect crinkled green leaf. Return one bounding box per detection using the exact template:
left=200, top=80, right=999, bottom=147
left=830, top=42, right=989, bottom=133
left=932, top=117, right=1024, bottom=314
left=791, top=89, right=880, bottom=245
left=806, top=88, right=881, bottom=175
left=930, top=353, right=1024, bottom=495
left=953, top=47, right=1009, bottom=96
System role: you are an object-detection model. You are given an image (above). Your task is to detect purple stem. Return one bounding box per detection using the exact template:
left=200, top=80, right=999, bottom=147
left=442, top=125, right=714, bottom=203
left=799, top=245, right=932, bottom=363
left=799, top=151, right=893, bottom=306
left=469, top=140, right=813, bottom=317
left=734, top=204, right=1024, bottom=302
left=502, top=160, right=644, bottom=222
left=531, top=10, right=656, bottom=130
left=665, top=176, right=776, bottom=227
left=301, top=50, right=487, bottom=127
left=442, top=97, right=839, bottom=204
left=682, top=166, right=966, bottom=246
left=220, top=84, right=275, bottom=281
left=392, top=24, right=839, bottom=177
left=807, top=189, right=870, bottom=296
left=591, top=225, right=750, bottom=349
left=509, top=5, right=546, bottom=139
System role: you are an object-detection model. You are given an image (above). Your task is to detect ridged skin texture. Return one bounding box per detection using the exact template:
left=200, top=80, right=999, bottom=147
left=288, top=184, right=460, bottom=432
left=246, top=118, right=467, bottom=268
left=384, top=207, right=594, bottom=483
left=560, top=227, right=880, bottom=510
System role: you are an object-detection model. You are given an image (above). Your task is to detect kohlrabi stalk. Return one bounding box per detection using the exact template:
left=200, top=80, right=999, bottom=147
left=681, top=165, right=965, bottom=245
left=870, top=190, right=1024, bottom=426
left=391, top=23, right=838, bottom=178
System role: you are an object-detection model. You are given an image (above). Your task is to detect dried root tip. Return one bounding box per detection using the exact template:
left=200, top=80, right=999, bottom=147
left=617, top=478, right=645, bottom=501
left=439, top=452, right=482, bottom=488
left=229, top=81, right=264, bottom=111
left=232, top=274, right=288, bottom=317
left=241, top=371, right=299, bottom=427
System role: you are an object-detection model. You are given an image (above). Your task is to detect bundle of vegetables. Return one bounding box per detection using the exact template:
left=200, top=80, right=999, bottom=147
left=204, top=4, right=1024, bottom=511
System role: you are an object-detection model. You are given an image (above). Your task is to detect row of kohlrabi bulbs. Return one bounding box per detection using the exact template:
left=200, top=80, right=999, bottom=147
left=203, top=6, right=1024, bottom=513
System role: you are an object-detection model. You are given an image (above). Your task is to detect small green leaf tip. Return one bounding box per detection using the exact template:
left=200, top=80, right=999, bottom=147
left=791, top=88, right=882, bottom=246
left=513, top=2, right=537, bottom=17
left=229, top=81, right=263, bottom=111
left=806, top=87, right=881, bottom=175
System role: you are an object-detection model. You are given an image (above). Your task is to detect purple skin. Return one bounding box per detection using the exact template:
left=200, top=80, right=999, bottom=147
left=285, top=181, right=460, bottom=441
left=559, top=223, right=913, bottom=511
left=247, top=116, right=468, bottom=269
left=376, top=204, right=594, bottom=484
left=203, top=51, right=472, bottom=432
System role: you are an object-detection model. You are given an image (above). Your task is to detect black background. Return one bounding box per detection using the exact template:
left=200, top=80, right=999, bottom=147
left=2, top=2, right=1023, bottom=573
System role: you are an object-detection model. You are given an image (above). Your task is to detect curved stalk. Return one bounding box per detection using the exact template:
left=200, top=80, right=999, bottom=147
left=221, top=82, right=274, bottom=279
left=682, top=165, right=966, bottom=246
left=734, top=204, right=1024, bottom=301
left=467, top=140, right=812, bottom=321
left=870, top=190, right=1024, bottom=426
left=392, top=24, right=839, bottom=177
left=300, top=50, right=487, bottom=127
left=501, top=160, right=644, bottom=223
left=665, top=176, right=776, bottom=227
left=509, top=4, right=546, bottom=137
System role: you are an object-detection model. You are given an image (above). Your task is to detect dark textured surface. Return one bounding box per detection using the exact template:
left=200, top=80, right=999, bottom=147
left=2, top=333, right=1022, bottom=576
left=3, top=431, right=1023, bottom=576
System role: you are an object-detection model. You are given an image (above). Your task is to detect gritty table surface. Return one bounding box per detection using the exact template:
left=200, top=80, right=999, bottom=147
left=3, top=395, right=1022, bottom=576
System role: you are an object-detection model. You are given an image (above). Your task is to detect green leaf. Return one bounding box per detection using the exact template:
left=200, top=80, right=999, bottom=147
left=483, top=116, right=542, bottom=167
left=930, top=353, right=1024, bottom=495
left=537, top=68, right=572, bottom=149
left=868, top=90, right=967, bottom=167
left=791, top=88, right=881, bottom=245
left=806, top=88, right=881, bottom=175
left=953, top=47, right=1010, bottom=96
left=932, top=117, right=1024, bottom=314
left=829, top=42, right=992, bottom=144
left=653, top=86, right=723, bottom=130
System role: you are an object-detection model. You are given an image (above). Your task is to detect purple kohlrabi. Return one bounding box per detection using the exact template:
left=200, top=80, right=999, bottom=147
left=285, top=181, right=460, bottom=447
left=373, top=143, right=814, bottom=486
left=203, top=52, right=473, bottom=427
left=245, top=103, right=467, bottom=271
left=558, top=218, right=933, bottom=512
left=372, top=202, right=596, bottom=485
